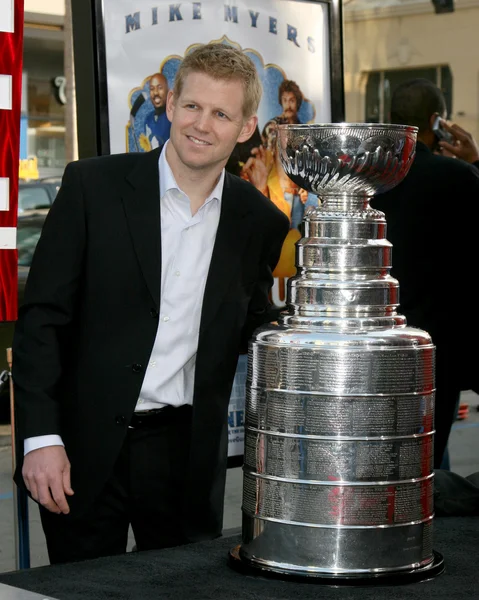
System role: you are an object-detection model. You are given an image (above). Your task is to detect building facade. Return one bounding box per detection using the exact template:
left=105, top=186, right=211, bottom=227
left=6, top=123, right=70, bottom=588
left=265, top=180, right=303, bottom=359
left=343, top=0, right=479, bottom=139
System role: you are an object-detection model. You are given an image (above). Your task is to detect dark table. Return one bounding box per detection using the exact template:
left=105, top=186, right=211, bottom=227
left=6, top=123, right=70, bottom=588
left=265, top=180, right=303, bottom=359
left=0, top=517, right=477, bottom=599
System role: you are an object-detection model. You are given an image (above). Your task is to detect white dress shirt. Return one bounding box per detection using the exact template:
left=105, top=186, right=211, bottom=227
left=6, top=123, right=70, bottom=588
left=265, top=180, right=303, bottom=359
left=24, top=142, right=223, bottom=454
left=136, top=143, right=223, bottom=410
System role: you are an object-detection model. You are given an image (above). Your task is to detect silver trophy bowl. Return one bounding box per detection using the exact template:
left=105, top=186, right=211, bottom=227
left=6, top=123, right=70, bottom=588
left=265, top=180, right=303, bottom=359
left=277, top=122, right=417, bottom=196
left=230, top=123, right=444, bottom=585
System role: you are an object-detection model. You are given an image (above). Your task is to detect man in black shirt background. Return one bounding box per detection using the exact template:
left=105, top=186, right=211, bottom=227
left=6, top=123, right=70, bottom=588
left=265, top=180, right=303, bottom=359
left=371, top=78, right=479, bottom=469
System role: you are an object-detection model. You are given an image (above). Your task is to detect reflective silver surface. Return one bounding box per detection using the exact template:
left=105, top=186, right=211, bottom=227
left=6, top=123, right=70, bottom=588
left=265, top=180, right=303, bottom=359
left=240, top=123, right=438, bottom=577
left=277, top=123, right=417, bottom=196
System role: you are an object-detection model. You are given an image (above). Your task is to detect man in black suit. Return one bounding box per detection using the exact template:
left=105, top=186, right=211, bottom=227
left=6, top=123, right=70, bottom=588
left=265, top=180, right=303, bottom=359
left=13, top=43, right=289, bottom=564
left=371, top=79, right=479, bottom=469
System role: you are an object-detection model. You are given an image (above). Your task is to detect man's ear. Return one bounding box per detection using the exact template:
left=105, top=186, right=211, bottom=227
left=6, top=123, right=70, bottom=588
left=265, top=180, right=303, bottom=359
left=237, top=115, right=258, bottom=144
left=166, top=90, right=175, bottom=123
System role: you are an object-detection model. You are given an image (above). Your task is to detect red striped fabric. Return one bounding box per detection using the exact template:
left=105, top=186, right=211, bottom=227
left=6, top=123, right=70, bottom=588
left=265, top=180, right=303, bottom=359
left=0, top=0, right=24, bottom=321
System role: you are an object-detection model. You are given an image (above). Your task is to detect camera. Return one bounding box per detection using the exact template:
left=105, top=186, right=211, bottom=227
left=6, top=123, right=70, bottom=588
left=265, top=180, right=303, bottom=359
left=432, top=116, right=455, bottom=144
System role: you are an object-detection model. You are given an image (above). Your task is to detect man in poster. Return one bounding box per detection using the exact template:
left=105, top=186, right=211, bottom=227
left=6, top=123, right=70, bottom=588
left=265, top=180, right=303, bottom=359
left=239, top=79, right=310, bottom=231
left=145, top=72, right=171, bottom=149
left=262, top=80, right=307, bottom=230
left=266, top=79, right=304, bottom=128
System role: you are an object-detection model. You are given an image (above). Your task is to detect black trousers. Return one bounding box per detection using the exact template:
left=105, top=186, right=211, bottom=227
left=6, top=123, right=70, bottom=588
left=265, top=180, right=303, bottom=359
left=40, top=405, right=193, bottom=564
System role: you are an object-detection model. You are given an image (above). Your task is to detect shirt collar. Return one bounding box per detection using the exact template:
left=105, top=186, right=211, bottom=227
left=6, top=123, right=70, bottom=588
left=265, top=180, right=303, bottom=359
left=158, top=141, right=225, bottom=205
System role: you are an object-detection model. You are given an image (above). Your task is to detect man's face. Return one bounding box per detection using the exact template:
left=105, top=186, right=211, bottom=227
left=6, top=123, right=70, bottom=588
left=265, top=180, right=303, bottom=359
left=281, top=91, right=298, bottom=121
left=166, top=72, right=257, bottom=173
left=149, top=75, right=168, bottom=110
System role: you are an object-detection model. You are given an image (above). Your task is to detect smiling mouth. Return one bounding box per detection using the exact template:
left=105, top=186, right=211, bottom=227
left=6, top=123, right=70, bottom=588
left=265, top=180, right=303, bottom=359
left=187, top=135, right=211, bottom=146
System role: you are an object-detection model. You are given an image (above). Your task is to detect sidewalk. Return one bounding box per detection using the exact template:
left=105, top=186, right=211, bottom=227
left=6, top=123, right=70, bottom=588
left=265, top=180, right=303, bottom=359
left=0, top=425, right=10, bottom=447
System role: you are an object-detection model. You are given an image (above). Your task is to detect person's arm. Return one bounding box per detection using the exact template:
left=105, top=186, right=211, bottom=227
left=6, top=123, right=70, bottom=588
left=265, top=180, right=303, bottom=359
left=240, top=210, right=289, bottom=351
left=13, top=160, right=86, bottom=513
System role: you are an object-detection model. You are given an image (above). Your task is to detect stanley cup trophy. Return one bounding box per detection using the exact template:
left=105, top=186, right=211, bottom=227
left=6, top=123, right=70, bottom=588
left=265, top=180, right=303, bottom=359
left=229, top=123, right=445, bottom=584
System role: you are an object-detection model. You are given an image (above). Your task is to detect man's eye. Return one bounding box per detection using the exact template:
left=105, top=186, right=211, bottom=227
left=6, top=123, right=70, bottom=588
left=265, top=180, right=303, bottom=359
left=186, top=104, right=197, bottom=109
left=217, top=112, right=228, bottom=119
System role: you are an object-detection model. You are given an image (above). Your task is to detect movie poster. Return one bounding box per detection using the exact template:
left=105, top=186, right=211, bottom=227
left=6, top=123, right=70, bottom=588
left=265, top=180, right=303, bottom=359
left=102, top=0, right=332, bottom=457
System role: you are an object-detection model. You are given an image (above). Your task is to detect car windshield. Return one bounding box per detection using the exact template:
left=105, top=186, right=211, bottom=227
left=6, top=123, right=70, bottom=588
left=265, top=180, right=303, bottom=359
left=18, top=187, right=51, bottom=212
left=17, top=223, right=44, bottom=267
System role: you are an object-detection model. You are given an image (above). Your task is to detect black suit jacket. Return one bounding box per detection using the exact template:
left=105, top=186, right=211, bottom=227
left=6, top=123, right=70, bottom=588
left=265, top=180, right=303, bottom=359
left=371, top=142, right=479, bottom=392
left=12, top=147, right=289, bottom=541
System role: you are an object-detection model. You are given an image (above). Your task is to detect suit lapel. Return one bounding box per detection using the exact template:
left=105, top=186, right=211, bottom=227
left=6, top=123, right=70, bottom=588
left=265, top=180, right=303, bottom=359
left=199, top=172, right=254, bottom=336
left=121, top=148, right=162, bottom=309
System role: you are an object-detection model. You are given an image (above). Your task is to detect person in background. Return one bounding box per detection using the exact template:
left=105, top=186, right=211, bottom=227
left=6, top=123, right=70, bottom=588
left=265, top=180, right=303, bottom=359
left=13, top=43, right=289, bottom=564
left=371, top=78, right=479, bottom=469
left=432, top=117, right=479, bottom=468
left=145, top=72, right=171, bottom=149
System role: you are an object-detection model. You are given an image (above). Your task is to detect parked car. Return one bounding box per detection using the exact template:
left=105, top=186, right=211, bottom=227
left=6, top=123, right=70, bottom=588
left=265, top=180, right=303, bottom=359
left=0, top=209, right=48, bottom=422
left=18, top=181, right=59, bottom=213
left=40, top=176, right=62, bottom=185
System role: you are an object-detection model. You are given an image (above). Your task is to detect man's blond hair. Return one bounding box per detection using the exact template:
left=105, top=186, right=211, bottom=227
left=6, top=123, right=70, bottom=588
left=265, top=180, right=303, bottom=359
left=173, top=43, right=262, bottom=118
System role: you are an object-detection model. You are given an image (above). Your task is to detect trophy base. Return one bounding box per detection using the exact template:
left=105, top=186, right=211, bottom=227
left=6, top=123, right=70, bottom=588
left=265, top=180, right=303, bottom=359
left=228, top=544, right=445, bottom=587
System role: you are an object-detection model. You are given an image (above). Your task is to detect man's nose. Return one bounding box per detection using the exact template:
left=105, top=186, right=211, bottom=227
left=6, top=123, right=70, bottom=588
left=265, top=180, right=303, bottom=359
left=194, top=112, right=212, bottom=131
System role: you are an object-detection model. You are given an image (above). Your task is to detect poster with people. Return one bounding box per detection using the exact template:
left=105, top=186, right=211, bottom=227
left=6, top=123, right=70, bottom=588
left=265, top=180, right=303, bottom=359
left=102, top=0, right=333, bottom=456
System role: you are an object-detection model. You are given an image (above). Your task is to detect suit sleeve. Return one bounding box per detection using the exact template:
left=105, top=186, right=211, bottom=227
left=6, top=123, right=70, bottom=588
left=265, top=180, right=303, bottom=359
left=240, top=211, right=289, bottom=351
left=12, top=161, right=86, bottom=440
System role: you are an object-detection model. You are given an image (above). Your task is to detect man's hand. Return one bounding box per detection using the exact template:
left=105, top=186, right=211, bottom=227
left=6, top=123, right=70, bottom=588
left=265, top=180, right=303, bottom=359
left=22, top=446, right=74, bottom=514
left=439, top=121, right=479, bottom=164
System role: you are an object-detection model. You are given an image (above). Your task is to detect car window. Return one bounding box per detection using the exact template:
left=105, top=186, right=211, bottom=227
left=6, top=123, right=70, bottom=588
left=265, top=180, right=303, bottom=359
left=18, top=187, right=51, bottom=212
left=17, top=224, right=43, bottom=267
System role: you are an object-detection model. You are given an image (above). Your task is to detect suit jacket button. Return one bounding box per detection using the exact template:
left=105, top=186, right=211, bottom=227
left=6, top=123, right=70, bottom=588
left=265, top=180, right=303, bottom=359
left=132, top=363, right=143, bottom=373
left=150, top=308, right=159, bottom=319
left=115, top=415, right=126, bottom=425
